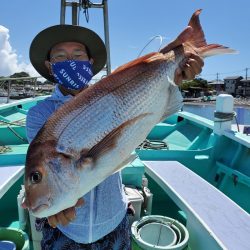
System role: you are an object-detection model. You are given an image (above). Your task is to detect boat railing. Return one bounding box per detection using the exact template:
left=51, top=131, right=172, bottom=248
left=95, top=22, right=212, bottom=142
left=180, top=94, right=250, bottom=148
left=0, top=76, right=41, bottom=104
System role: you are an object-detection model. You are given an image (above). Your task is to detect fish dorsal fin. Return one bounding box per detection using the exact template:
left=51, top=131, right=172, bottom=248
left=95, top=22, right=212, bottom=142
left=113, top=52, right=165, bottom=74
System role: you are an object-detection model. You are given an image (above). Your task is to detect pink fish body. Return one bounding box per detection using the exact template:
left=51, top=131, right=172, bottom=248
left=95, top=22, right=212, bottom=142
left=22, top=10, right=235, bottom=218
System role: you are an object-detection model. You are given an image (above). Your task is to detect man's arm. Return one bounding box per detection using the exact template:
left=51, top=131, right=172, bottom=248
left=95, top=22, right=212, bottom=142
left=26, top=106, right=48, bottom=143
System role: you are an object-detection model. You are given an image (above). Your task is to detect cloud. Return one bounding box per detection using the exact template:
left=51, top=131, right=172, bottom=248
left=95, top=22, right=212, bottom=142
left=0, top=25, right=39, bottom=78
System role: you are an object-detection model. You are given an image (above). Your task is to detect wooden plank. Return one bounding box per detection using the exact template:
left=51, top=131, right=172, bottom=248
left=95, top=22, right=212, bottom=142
left=143, top=161, right=250, bottom=250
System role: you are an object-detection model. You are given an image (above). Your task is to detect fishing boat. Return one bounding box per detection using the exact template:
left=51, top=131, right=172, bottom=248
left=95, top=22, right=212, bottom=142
left=1, top=1, right=250, bottom=250
left=1, top=89, right=250, bottom=250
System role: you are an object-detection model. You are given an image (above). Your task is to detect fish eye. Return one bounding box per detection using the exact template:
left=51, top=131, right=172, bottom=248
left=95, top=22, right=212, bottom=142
left=30, top=171, right=42, bottom=184
left=61, top=153, right=72, bottom=159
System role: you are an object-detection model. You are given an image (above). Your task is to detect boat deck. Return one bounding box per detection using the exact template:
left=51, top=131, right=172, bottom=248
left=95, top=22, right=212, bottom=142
left=144, top=161, right=250, bottom=250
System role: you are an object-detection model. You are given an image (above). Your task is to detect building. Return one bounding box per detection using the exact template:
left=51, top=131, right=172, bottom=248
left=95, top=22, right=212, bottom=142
left=236, top=79, right=250, bottom=97
left=224, top=76, right=243, bottom=96
left=208, top=80, right=224, bottom=93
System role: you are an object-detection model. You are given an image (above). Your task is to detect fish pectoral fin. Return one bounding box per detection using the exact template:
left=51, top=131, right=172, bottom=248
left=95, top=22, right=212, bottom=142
left=76, top=156, right=94, bottom=170
left=113, top=153, right=138, bottom=173
left=78, top=113, right=150, bottom=165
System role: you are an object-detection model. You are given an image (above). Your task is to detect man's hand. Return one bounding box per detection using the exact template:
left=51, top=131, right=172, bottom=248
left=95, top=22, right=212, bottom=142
left=174, top=53, right=204, bottom=84
left=47, top=198, right=84, bottom=228
left=160, top=26, right=204, bottom=85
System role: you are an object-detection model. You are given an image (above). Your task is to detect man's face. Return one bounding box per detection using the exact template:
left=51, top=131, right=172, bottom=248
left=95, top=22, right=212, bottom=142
left=45, top=42, right=93, bottom=95
left=49, top=42, right=89, bottom=62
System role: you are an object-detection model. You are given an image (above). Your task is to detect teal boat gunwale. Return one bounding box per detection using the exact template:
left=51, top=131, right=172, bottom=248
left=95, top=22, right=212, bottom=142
left=0, top=96, right=49, bottom=111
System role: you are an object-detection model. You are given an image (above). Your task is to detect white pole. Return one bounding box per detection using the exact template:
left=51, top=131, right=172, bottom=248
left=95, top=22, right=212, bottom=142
left=214, top=94, right=234, bottom=135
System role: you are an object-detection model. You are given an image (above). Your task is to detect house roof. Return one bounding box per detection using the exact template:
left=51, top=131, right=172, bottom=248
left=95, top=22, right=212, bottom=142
left=240, top=79, right=250, bottom=83
left=208, top=80, right=224, bottom=85
left=224, top=76, right=243, bottom=80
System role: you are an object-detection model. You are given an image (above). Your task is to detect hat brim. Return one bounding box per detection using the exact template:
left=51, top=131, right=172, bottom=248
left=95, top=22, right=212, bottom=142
left=29, top=25, right=107, bottom=82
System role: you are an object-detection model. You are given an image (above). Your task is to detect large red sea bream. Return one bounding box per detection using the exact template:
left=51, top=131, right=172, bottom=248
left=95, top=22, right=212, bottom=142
left=22, top=10, right=235, bottom=217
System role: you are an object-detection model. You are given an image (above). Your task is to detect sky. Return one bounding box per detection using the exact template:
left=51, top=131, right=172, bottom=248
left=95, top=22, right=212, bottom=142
left=0, top=0, right=250, bottom=82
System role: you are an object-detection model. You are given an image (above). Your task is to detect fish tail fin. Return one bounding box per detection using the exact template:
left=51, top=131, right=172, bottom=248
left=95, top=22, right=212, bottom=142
left=186, top=9, right=237, bottom=58
left=197, top=44, right=237, bottom=58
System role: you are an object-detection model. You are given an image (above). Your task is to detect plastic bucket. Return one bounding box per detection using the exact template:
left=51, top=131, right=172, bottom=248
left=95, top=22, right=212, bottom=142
left=131, top=216, right=189, bottom=250
left=0, top=228, right=29, bottom=250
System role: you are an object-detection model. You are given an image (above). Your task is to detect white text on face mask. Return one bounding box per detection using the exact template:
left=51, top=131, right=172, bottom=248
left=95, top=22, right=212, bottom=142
left=59, top=69, right=79, bottom=88
left=70, top=61, right=77, bottom=70
left=82, top=64, right=93, bottom=76
left=77, top=72, right=88, bottom=83
left=52, top=60, right=92, bottom=90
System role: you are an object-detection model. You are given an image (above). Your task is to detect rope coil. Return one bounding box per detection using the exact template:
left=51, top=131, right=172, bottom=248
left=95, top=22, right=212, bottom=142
left=214, top=111, right=240, bottom=132
left=0, top=146, right=12, bottom=154
left=138, top=139, right=168, bottom=150
left=214, top=111, right=236, bottom=121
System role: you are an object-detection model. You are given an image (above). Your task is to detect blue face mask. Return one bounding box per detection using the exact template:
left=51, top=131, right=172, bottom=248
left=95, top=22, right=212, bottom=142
left=51, top=60, right=93, bottom=90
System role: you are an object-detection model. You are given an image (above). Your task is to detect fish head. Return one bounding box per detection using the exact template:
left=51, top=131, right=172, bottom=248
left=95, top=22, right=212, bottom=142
left=22, top=140, right=79, bottom=217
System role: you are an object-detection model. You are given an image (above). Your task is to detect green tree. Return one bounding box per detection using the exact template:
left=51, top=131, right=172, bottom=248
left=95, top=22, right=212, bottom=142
left=180, top=77, right=209, bottom=90
left=9, top=72, right=31, bottom=85
left=10, top=72, right=30, bottom=78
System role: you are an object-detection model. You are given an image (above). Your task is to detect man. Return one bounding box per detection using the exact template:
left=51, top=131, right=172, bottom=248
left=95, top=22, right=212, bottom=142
left=26, top=24, right=203, bottom=249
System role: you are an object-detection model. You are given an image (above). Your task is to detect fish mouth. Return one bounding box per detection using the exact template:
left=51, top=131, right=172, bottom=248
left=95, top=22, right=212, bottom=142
left=31, top=204, right=49, bottom=214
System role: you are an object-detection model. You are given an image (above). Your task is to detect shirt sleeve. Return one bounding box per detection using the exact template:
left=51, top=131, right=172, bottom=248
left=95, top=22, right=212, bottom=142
left=26, top=101, right=54, bottom=143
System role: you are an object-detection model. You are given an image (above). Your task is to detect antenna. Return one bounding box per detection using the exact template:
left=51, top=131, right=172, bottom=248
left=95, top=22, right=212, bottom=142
left=245, top=68, right=250, bottom=80
left=60, top=0, right=111, bottom=75
left=216, top=72, right=219, bottom=83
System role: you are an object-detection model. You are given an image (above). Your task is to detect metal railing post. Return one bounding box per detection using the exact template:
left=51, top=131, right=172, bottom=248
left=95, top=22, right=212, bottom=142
left=59, top=1, right=112, bottom=76
left=103, top=0, right=111, bottom=75
left=7, top=80, right=11, bottom=103
left=60, top=0, right=66, bottom=24
left=33, top=78, right=37, bottom=98
left=72, top=2, right=79, bottom=25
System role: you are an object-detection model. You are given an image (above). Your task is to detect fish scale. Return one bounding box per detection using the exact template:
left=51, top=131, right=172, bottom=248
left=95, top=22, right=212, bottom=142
left=59, top=95, right=117, bottom=150
left=60, top=62, right=169, bottom=155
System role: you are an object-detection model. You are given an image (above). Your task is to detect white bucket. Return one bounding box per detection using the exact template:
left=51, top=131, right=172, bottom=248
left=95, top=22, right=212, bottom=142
left=131, top=215, right=189, bottom=250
